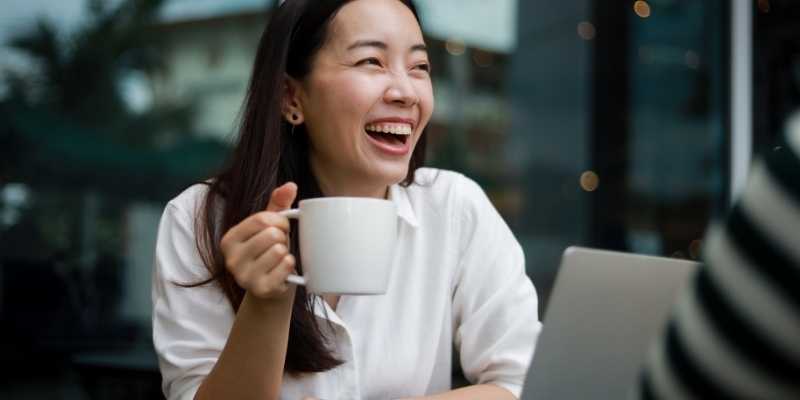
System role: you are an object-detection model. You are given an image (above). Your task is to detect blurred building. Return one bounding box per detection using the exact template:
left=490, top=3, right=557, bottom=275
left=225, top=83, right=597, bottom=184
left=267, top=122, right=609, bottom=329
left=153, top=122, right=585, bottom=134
left=150, top=0, right=269, bottom=140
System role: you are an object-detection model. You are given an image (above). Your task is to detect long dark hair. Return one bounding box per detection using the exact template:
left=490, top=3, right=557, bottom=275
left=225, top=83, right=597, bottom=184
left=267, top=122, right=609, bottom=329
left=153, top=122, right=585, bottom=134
left=192, top=0, right=427, bottom=375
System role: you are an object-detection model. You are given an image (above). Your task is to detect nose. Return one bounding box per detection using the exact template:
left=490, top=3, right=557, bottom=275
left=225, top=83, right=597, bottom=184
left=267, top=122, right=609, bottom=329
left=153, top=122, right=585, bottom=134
left=383, top=70, right=419, bottom=107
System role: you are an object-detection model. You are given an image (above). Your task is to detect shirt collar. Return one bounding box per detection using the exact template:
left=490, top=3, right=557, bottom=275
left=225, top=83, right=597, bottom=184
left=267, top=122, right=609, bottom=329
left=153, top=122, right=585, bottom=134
left=388, top=183, right=420, bottom=228
left=311, top=296, right=347, bottom=327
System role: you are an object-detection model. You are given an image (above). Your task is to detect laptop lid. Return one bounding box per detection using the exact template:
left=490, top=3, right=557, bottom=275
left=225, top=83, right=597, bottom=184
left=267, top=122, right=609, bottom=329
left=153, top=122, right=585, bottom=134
left=521, top=247, right=699, bottom=399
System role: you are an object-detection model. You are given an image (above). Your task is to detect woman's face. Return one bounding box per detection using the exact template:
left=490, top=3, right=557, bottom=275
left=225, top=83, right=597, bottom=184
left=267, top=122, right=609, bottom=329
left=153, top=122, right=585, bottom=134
left=293, top=0, right=434, bottom=195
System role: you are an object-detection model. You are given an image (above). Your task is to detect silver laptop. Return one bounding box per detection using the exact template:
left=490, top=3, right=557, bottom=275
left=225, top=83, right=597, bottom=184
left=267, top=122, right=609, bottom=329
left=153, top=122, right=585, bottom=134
left=521, top=247, right=699, bottom=399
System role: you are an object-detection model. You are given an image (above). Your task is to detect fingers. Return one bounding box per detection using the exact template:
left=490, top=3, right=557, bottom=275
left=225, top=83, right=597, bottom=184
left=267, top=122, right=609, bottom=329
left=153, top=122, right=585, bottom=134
left=235, top=226, right=288, bottom=264
left=225, top=226, right=286, bottom=274
left=249, top=254, right=296, bottom=297
left=224, top=225, right=295, bottom=295
left=229, top=240, right=293, bottom=293
left=266, top=182, right=298, bottom=212
left=219, top=182, right=300, bottom=299
left=220, top=211, right=290, bottom=252
left=220, top=183, right=297, bottom=249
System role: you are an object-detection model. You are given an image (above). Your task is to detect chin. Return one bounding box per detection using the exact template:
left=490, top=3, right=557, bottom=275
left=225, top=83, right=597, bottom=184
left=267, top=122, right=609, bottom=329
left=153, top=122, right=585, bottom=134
left=372, top=163, right=410, bottom=186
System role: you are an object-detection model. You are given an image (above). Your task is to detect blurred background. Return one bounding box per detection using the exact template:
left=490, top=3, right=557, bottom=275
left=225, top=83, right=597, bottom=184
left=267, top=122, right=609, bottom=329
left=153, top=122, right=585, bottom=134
left=0, top=0, right=798, bottom=398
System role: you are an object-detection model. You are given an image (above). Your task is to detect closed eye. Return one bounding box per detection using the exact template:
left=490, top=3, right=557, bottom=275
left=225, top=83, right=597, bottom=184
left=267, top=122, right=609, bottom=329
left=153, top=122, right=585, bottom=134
left=414, top=63, right=431, bottom=73
left=356, top=57, right=382, bottom=67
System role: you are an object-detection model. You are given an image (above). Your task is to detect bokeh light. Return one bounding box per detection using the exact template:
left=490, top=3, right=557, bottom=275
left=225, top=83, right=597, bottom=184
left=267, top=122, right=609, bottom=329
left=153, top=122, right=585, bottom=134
left=634, top=1, right=651, bottom=18
left=577, top=21, right=596, bottom=41
left=580, top=171, right=600, bottom=192
left=445, top=38, right=466, bottom=56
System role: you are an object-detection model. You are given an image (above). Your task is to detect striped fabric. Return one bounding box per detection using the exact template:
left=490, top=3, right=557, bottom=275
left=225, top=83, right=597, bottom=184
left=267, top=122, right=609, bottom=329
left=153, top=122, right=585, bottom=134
left=638, top=129, right=800, bottom=399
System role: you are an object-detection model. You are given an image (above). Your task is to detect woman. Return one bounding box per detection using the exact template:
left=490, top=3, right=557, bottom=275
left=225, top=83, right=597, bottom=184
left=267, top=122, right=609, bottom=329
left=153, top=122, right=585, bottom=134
left=151, top=0, right=541, bottom=399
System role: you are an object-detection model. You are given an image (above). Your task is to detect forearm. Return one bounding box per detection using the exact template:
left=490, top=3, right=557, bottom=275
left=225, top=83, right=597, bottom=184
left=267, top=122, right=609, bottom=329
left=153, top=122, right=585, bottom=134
left=194, top=290, right=295, bottom=400
left=413, top=384, right=517, bottom=400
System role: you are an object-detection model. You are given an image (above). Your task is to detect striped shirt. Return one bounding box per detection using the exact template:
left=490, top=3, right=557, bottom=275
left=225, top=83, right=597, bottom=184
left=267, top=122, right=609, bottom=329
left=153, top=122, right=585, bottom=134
left=638, top=126, right=800, bottom=399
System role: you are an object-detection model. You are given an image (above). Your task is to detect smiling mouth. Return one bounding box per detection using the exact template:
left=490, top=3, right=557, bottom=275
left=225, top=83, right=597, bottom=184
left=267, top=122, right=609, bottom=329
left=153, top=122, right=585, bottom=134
left=364, top=123, right=411, bottom=146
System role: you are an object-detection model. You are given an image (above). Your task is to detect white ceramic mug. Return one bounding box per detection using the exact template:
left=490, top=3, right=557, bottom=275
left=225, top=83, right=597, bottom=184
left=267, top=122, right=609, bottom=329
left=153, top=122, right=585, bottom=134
left=279, top=197, right=397, bottom=294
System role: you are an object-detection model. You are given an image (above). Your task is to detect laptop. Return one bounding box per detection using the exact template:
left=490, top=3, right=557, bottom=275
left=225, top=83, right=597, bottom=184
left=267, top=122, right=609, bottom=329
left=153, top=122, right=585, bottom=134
left=521, top=247, right=699, bottom=399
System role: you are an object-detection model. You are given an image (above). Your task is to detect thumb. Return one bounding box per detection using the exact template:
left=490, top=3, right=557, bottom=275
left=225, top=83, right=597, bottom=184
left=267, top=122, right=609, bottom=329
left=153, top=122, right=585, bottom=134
left=266, top=182, right=298, bottom=212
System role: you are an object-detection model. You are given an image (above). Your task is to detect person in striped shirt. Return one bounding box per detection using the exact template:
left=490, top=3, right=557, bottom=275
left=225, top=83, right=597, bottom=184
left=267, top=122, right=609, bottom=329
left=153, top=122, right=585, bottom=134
left=638, top=116, right=800, bottom=399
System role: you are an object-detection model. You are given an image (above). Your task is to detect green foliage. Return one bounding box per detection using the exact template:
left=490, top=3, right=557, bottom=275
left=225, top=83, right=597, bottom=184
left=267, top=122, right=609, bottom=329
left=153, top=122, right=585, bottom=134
left=3, top=0, right=193, bottom=148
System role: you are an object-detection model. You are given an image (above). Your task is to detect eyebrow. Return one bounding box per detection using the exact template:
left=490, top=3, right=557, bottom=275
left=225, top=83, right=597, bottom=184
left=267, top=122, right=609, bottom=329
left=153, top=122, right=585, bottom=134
left=346, top=40, right=428, bottom=54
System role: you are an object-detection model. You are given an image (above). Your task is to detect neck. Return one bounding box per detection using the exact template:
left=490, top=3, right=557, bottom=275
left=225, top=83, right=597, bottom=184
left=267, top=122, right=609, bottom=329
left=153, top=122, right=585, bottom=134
left=311, top=161, right=389, bottom=199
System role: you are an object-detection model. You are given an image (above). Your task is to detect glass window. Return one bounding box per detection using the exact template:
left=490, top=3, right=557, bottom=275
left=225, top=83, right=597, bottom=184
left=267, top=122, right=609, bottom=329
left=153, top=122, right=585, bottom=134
left=754, top=0, right=800, bottom=150
left=427, top=0, right=729, bottom=310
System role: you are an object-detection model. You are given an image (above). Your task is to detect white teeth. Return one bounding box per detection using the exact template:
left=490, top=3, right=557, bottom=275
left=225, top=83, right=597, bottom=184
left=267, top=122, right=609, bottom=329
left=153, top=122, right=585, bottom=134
left=365, top=123, right=412, bottom=135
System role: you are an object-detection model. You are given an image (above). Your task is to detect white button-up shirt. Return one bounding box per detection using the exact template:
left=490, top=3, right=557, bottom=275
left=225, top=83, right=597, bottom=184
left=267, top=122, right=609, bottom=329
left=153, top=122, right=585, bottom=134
left=152, top=168, right=542, bottom=400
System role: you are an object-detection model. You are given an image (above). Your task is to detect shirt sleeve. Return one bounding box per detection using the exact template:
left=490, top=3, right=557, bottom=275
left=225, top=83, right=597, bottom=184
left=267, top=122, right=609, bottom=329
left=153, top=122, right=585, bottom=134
left=152, top=201, right=235, bottom=400
left=637, top=130, right=800, bottom=399
left=450, top=175, right=543, bottom=398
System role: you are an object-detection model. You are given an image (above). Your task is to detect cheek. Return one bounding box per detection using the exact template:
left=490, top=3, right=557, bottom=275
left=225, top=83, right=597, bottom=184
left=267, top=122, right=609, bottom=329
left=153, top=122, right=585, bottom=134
left=322, top=76, right=377, bottom=116
left=307, top=78, right=375, bottom=149
left=417, top=82, right=435, bottom=121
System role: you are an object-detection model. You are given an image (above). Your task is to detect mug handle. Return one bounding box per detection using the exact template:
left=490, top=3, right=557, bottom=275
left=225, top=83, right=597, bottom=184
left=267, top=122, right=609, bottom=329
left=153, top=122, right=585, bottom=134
left=279, top=209, right=306, bottom=286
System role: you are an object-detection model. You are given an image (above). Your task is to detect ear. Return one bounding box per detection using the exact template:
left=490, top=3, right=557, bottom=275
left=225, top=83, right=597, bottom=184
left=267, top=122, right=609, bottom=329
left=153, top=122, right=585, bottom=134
left=282, top=76, right=305, bottom=125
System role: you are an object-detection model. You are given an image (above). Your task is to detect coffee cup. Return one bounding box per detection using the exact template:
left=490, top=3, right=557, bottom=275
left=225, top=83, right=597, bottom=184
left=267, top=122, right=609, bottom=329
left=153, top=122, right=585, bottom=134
left=279, top=197, right=397, bottom=294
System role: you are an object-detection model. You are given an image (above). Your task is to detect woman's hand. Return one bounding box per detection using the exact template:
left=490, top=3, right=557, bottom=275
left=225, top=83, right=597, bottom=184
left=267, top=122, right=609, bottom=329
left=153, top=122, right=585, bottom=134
left=220, top=182, right=298, bottom=301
